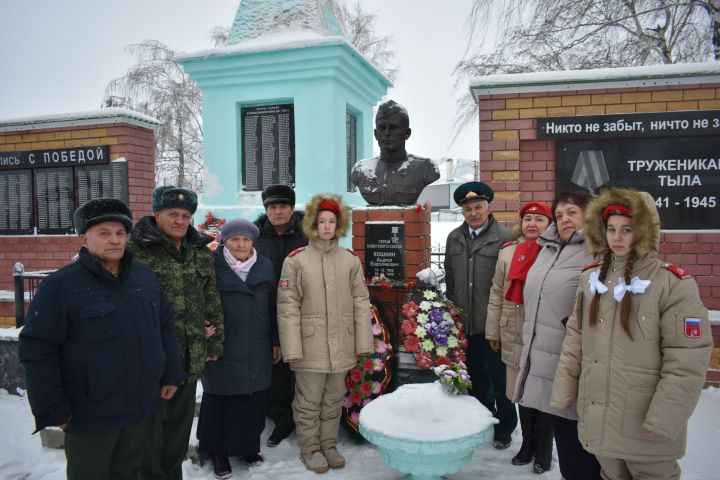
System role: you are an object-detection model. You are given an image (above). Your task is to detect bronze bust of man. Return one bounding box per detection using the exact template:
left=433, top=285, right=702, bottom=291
left=350, top=100, right=440, bottom=206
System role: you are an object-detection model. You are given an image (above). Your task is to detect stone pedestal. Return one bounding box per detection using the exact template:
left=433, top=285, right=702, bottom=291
left=353, top=206, right=432, bottom=391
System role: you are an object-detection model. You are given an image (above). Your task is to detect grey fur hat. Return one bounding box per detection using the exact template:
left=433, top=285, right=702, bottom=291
left=152, top=186, right=198, bottom=214
left=74, top=198, right=132, bottom=234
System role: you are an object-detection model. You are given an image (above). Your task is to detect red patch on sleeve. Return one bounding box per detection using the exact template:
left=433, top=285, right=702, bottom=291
left=288, top=247, right=304, bottom=257
left=582, top=261, right=602, bottom=272
left=345, top=248, right=357, bottom=256
left=663, top=263, right=691, bottom=279
left=279, top=278, right=290, bottom=289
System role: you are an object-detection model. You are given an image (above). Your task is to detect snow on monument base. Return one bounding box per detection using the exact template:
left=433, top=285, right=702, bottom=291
left=359, top=382, right=497, bottom=479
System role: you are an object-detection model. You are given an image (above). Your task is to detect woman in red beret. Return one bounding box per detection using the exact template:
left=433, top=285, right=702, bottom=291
left=486, top=201, right=553, bottom=473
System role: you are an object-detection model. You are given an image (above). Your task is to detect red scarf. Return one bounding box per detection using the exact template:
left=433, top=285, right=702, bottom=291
left=504, top=239, right=542, bottom=304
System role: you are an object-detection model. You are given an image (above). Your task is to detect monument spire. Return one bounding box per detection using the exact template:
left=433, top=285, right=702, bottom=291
left=225, top=0, right=346, bottom=45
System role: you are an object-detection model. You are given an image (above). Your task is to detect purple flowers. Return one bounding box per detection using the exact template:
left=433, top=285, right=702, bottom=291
left=429, top=308, right=443, bottom=323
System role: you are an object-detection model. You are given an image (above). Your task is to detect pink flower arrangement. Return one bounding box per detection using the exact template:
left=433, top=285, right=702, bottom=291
left=400, top=287, right=472, bottom=394
left=342, top=305, right=393, bottom=433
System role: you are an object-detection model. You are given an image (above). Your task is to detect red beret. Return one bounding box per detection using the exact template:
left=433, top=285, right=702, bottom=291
left=519, top=202, right=552, bottom=220
left=318, top=199, right=339, bottom=215
left=602, top=204, right=633, bottom=222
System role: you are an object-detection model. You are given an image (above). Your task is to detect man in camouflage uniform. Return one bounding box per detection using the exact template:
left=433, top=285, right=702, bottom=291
left=129, top=186, right=224, bottom=480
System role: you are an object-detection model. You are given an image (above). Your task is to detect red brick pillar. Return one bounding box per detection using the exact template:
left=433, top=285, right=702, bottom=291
left=351, top=207, right=431, bottom=282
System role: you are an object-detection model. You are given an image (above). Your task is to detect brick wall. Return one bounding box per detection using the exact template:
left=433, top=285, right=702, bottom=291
left=477, top=83, right=720, bottom=310
left=0, top=121, right=156, bottom=305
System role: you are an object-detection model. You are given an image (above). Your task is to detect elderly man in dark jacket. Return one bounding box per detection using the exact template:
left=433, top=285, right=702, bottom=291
left=19, top=199, right=185, bottom=480
left=128, top=186, right=224, bottom=480
left=444, top=182, right=517, bottom=450
left=254, top=184, right=308, bottom=447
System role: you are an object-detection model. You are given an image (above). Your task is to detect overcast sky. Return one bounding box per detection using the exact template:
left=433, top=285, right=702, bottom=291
left=0, top=0, right=482, bottom=160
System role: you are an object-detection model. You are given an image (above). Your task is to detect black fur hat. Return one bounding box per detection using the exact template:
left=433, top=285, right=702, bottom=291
left=261, top=184, right=295, bottom=207
left=152, top=186, right=198, bottom=214
left=74, top=198, right=132, bottom=234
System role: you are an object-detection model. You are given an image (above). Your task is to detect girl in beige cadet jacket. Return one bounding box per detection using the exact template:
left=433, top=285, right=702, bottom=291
left=486, top=201, right=553, bottom=473
left=277, top=194, right=373, bottom=474
left=551, top=188, right=712, bottom=480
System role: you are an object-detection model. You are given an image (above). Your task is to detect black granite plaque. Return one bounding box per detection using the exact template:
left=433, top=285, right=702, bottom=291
left=35, top=167, right=74, bottom=234
left=365, top=222, right=405, bottom=278
left=76, top=161, right=129, bottom=207
left=241, top=104, right=295, bottom=191
left=556, top=137, right=719, bottom=229
left=0, top=170, right=32, bottom=234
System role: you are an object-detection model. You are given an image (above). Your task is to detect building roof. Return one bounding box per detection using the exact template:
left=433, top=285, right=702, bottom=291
left=470, top=61, right=720, bottom=98
left=0, top=108, right=161, bottom=132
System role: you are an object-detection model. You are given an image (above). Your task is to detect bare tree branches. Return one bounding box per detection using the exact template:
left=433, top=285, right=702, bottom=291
left=338, top=1, right=398, bottom=81
left=103, top=40, right=204, bottom=191
left=453, top=0, right=718, bottom=133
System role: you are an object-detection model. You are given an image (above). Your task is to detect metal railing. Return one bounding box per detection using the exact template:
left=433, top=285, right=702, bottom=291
left=13, top=263, right=54, bottom=328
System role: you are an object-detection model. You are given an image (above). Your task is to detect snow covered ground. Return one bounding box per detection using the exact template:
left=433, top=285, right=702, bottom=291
left=1, top=386, right=718, bottom=479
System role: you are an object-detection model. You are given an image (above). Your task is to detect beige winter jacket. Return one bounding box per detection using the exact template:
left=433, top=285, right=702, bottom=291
left=485, top=240, right=525, bottom=370
left=277, top=238, right=374, bottom=373
left=550, top=253, right=711, bottom=461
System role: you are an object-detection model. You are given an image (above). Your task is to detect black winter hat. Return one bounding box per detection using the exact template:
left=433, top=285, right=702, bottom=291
left=152, top=186, right=198, bottom=214
left=74, top=198, right=133, bottom=234
left=262, top=184, right=295, bottom=207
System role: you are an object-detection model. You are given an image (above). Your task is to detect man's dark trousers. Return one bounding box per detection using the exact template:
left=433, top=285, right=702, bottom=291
left=466, top=334, right=518, bottom=436
left=141, top=381, right=197, bottom=480
left=65, top=417, right=151, bottom=480
left=270, top=360, right=295, bottom=431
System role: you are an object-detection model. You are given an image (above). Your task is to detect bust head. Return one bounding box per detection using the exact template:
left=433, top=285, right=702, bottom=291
left=374, top=100, right=411, bottom=159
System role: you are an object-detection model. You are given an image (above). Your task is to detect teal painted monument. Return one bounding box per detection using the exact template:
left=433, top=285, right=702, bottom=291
left=176, top=0, right=392, bottom=221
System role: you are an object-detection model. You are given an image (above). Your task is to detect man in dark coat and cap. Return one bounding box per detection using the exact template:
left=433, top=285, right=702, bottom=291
left=254, top=184, right=308, bottom=447
left=20, top=198, right=185, bottom=480
left=444, top=182, right=518, bottom=450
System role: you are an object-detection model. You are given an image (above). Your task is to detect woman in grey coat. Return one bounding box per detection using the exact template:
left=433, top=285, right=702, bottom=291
left=514, top=190, right=600, bottom=479
left=197, top=219, right=279, bottom=479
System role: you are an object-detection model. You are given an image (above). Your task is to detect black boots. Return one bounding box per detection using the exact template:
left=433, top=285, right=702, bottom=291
left=512, top=406, right=554, bottom=474
left=512, top=405, right=535, bottom=465
left=211, top=453, right=232, bottom=479
left=533, top=410, right=554, bottom=474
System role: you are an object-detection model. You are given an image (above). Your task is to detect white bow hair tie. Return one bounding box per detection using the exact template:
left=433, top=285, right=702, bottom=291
left=613, top=276, right=651, bottom=302
left=588, top=271, right=608, bottom=295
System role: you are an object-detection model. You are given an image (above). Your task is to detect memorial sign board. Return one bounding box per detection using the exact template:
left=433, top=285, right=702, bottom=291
left=241, top=104, right=295, bottom=191
left=539, top=110, right=720, bottom=140
left=556, top=137, right=719, bottom=230
left=365, top=222, right=405, bottom=278
left=0, top=144, right=128, bottom=235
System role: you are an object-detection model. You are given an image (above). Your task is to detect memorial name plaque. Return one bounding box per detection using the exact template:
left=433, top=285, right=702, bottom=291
left=0, top=144, right=130, bottom=235
left=365, top=222, right=405, bottom=279
left=557, top=137, right=719, bottom=230
left=35, top=167, right=75, bottom=234
left=0, top=170, right=32, bottom=234
left=241, top=104, right=295, bottom=191
left=77, top=161, right=129, bottom=206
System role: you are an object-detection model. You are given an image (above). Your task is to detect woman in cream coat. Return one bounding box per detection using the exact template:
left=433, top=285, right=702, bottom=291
left=551, top=188, right=712, bottom=480
left=486, top=201, right=553, bottom=473
left=277, top=193, right=373, bottom=474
